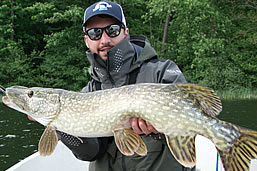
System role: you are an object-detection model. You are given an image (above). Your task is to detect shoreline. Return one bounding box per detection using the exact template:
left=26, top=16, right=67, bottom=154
left=217, top=89, right=257, bottom=100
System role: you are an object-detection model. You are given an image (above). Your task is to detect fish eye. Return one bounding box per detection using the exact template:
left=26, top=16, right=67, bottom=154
left=28, top=90, right=34, bottom=98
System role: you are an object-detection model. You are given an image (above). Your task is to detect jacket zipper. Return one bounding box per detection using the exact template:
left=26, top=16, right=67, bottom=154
left=106, top=53, right=116, bottom=87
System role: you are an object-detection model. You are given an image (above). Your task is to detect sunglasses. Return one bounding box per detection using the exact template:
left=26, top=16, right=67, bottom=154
left=85, top=24, right=124, bottom=41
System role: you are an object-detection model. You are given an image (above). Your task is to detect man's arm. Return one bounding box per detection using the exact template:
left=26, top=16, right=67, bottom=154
left=57, top=131, right=110, bottom=161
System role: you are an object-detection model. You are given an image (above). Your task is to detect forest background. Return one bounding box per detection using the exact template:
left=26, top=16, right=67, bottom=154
left=0, top=0, right=256, bottom=97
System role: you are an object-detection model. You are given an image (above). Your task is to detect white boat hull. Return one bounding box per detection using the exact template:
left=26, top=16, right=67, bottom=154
left=7, top=136, right=257, bottom=171
left=7, top=141, right=89, bottom=171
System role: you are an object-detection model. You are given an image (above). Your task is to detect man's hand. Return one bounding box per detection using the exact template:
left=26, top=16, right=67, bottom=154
left=129, top=117, right=159, bottom=135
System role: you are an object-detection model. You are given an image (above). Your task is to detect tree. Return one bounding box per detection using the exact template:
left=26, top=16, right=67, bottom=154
left=0, top=0, right=36, bottom=87
left=223, top=0, right=257, bottom=88
left=36, top=4, right=90, bottom=90
left=0, top=0, right=256, bottom=91
left=143, top=0, right=256, bottom=90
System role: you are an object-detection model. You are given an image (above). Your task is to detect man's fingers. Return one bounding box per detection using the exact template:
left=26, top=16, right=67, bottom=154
left=146, top=122, right=159, bottom=134
left=130, top=118, right=143, bottom=134
left=130, top=117, right=159, bottom=135
left=138, top=119, right=151, bottom=135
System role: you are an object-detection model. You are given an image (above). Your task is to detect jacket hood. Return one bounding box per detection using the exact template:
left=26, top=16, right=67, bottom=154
left=129, top=36, right=157, bottom=72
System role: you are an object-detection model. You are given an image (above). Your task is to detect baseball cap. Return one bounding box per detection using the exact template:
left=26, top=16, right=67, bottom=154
left=82, top=1, right=127, bottom=33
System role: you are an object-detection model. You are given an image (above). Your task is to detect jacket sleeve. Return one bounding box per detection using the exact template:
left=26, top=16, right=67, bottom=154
left=57, top=131, right=110, bottom=161
left=58, top=80, right=110, bottom=161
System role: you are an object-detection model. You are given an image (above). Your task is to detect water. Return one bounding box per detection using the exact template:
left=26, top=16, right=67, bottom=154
left=0, top=101, right=44, bottom=170
left=0, top=98, right=256, bottom=170
left=218, top=99, right=257, bottom=130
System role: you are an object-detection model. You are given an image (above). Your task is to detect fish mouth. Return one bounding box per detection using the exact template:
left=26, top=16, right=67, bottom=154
left=2, top=96, right=10, bottom=105
left=2, top=95, right=26, bottom=112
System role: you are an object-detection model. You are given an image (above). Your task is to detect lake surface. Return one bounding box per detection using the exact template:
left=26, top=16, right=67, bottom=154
left=0, top=98, right=256, bottom=170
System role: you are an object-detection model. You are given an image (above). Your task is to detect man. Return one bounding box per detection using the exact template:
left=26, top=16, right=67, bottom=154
left=58, top=1, right=195, bottom=171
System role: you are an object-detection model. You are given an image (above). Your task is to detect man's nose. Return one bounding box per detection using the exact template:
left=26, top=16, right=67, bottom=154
left=100, top=31, right=111, bottom=44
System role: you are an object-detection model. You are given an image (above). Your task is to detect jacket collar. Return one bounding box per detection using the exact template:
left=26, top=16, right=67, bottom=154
left=86, top=35, right=135, bottom=89
left=86, top=35, right=157, bottom=89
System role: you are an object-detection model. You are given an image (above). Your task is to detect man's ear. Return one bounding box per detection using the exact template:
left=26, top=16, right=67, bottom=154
left=84, top=35, right=89, bottom=47
left=125, top=28, right=129, bottom=36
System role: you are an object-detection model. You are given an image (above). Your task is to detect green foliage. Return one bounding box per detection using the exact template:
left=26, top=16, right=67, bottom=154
left=0, top=4, right=14, bottom=40
left=0, top=0, right=256, bottom=92
left=143, top=0, right=256, bottom=90
left=122, top=0, right=150, bottom=36
left=225, top=0, right=257, bottom=88
left=39, top=27, right=89, bottom=90
left=0, top=1, right=91, bottom=90
left=31, top=3, right=89, bottom=90
left=0, top=40, right=36, bottom=87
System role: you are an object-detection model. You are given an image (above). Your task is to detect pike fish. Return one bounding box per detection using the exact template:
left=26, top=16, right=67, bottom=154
left=2, top=83, right=257, bottom=170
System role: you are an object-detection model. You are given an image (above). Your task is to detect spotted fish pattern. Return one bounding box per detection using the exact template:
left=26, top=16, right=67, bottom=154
left=2, top=83, right=257, bottom=171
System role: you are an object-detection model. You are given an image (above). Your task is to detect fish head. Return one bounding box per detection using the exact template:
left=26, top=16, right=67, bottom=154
left=2, top=86, right=60, bottom=126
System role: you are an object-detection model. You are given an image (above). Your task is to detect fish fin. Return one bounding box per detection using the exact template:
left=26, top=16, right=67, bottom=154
left=38, top=125, right=58, bottom=156
left=166, top=135, right=196, bottom=168
left=217, top=127, right=257, bottom=171
left=31, top=115, right=55, bottom=126
left=135, top=136, right=147, bottom=156
left=113, top=128, right=147, bottom=156
left=176, top=84, right=222, bottom=117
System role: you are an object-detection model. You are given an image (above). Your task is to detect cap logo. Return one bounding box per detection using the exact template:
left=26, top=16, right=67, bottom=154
left=93, top=2, right=112, bottom=12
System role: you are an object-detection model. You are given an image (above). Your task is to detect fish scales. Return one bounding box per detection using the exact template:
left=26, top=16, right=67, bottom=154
left=56, top=84, right=201, bottom=137
left=2, top=83, right=257, bottom=171
left=53, top=84, right=172, bottom=136
left=38, top=84, right=239, bottom=148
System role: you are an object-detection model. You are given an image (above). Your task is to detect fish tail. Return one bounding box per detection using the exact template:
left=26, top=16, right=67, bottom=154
left=217, top=127, right=257, bottom=171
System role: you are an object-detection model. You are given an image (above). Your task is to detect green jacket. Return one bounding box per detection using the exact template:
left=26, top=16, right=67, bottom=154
left=69, top=35, right=194, bottom=171
left=82, top=35, right=186, bottom=91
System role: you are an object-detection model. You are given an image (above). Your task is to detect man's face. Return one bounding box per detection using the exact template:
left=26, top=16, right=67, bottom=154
left=84, top=16, right=129, bottom=61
